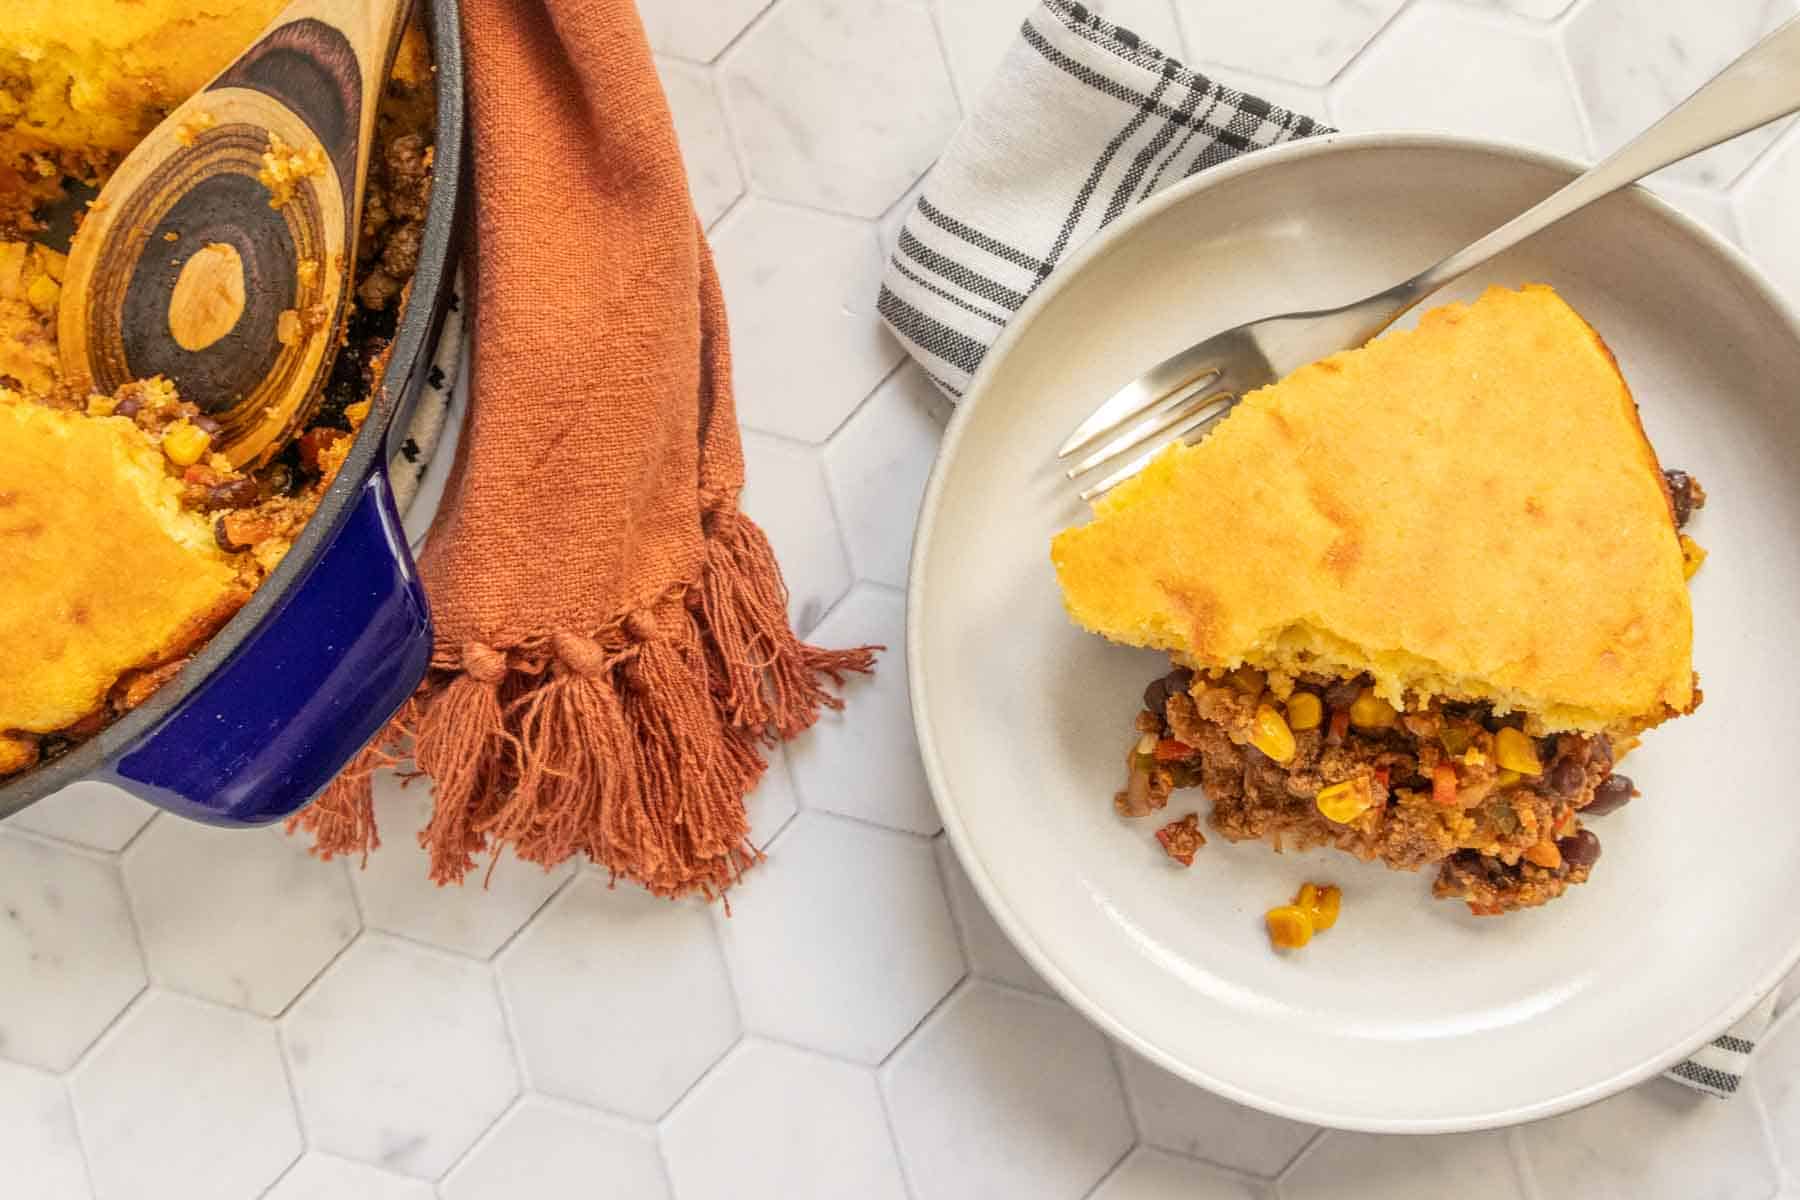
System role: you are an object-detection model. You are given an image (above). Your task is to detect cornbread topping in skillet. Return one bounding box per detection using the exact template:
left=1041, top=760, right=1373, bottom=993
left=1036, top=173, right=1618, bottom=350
left=0, top=6, right=438, bottom=780
left=1054, top=285, right=1704, bottom=919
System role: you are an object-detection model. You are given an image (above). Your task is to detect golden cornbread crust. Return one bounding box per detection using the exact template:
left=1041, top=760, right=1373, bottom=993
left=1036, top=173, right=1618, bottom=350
left=0, top=396, right=246, bottom=734
left=1052, top=285, right=1696, bottom=737
left=0, top=0, right=289, bottom=233
left=0, top=5, right=434, bottom=234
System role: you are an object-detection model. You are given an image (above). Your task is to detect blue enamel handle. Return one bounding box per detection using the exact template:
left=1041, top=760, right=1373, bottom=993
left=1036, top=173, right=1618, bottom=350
left=102, top=465, right=432, bottom=826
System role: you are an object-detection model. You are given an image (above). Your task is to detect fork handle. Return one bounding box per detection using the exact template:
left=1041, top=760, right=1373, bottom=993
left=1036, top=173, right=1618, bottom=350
left=1402, top=13, right=1800, bottom=302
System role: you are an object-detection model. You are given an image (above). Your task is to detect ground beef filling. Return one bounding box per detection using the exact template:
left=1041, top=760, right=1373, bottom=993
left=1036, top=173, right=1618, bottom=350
left=1126, top=667, right=1639, bottom=915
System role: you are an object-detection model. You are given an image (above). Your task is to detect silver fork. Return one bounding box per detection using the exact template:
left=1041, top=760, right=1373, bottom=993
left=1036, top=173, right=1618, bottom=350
left=1060, top=13, right=1800, bottom=500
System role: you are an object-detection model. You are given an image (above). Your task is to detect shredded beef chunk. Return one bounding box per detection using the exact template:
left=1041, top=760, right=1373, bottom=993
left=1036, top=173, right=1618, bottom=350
left=1128, top=667, right=1638, bottom=915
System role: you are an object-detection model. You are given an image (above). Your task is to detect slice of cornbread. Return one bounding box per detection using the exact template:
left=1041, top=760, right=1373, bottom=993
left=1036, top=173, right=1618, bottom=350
left=1052, top=284, right=1694, bottom=736
left=0, top=0, right=287, bottom=227
left=0, top=394, right=245, bottom=734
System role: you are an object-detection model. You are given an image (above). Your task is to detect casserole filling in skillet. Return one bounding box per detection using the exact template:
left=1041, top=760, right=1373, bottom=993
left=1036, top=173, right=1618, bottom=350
left=0, top=7, right=438, bottom=779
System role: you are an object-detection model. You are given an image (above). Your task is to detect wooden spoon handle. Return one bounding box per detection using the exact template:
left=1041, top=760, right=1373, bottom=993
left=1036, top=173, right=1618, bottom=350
left=59, top=0, right=409, bottom=469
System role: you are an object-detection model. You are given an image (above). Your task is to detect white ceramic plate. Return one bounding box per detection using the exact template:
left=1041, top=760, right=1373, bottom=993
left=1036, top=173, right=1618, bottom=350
left=908, top=132, right=1800, bottom=1132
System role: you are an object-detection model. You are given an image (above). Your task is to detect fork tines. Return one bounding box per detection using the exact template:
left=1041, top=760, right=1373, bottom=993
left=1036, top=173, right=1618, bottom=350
left=1059, top=368, right=1236, bottom=500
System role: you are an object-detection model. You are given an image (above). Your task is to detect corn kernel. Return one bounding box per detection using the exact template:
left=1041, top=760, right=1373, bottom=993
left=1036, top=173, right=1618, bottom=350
left=34, top=244, right=66, bottom=283
left=1494, top=727, right=1542, bottom=775
left=1304, top=883, right=1342, bottom=931
left=1265, top=905, right=1313, bottom=950
left=1315, top=776, right=1374, bottom=824
left=1349, top=688, right=1397, bottom=730
left=1285, top=692, right=1323, bottom=732
left=25, top=273, right=60, bottom=314
left=161, top=420, right=212, bottom=467
left=1496, top=769, right=1522, bottom=788
left=1249, top=703, right=1296, bottom=764
left=85, top=393, right=118, bottom=417
left=1680, top=534, right=1706, bottom=580
left=1523, top=839, right=1563, bottom=869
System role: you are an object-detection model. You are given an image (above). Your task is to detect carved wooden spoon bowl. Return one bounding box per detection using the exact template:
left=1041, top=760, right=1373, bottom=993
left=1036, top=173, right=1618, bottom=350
left=58, top=0, right=409, bottom=468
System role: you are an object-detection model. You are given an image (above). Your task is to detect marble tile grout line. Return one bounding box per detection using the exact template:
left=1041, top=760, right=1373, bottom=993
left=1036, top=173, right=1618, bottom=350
left=1096, top=1032, right=1145, bottom=1187
left=1728, top=106, right=1800, bottom=201
left=429, top=1086, right=528, bottom=1192
left=1317, top=0, right=1427, bottom=90
left=780, top=750, right=936, bottom=840
left=873, top=1036, right=925, bottom=1200
left=1747, top=1076, right=1796, bottom=1199
left=1271, top=1124, right=1330, bottom=1194
left=61, top=984, right=153, bottom=1197
left=703, top=43, right=760, bottom=222
left=1547, top=2, right=1599, bottom=161
left=266, top=1020, right=315, bottom=1185
left=1506, top=1122, right=1547, bottom=1200
left=922, top=0, right=976, bottom=118
left=821, top=354, right=911, bottom=449
left=1, top=822, right=129, bottom=866
left=1079, top=1135, right=1142, bottom=1200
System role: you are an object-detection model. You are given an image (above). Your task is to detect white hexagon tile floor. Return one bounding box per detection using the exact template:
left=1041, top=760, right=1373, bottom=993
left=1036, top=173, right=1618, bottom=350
left=7, top=1, right=1800, bottom=1198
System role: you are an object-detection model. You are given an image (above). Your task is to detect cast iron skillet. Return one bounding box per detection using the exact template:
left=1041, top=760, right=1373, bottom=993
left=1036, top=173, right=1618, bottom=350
left=0, top=0, right=464, bottom=826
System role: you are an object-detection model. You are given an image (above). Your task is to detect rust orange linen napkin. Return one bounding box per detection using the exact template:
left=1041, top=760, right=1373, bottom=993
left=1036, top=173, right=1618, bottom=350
left=292, top=0, right=874, bottom=898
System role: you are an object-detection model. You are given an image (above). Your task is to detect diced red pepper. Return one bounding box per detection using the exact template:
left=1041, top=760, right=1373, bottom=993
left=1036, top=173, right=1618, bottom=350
left=1327, top=708, right=1351, bottom=745
left=1155, top=813, right=1205, bottom=867
left=1432, top=761, right=1459, bottom=806
left=1153, top=738, right=1197, bottom=763
left=1373, top=765, right=1390, bottom=788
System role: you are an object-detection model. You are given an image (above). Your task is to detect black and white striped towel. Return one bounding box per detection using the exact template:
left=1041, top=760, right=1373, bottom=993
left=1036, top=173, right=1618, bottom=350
left=877, top=0, right=1323, bottom=398
left=877, top=0, right=1779, bottom=1100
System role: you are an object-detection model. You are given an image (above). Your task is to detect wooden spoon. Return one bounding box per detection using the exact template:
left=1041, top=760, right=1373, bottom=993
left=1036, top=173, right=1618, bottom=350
left=58, top=0, right=411, bottom=469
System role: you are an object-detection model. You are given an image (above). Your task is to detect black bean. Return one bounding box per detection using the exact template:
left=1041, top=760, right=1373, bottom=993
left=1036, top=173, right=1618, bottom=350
left=1664, top=470, right=1702, bottom=528
left=260, top=464, right=298, bottom=499
left=1143, top=677, right=1170, bottom=714
left=1166, top=666, right=1194, bottom=691
left=1585, top=774, right=1635, bottom=816
left=190, top=413, right=223, bottom=436
left=1324, top=677, right=1366, bottom=708
left=203, top=478, right=261, bottom=510
left=113, top=396, right=142, bottom=420
left=1558, top=828, right=1602, bottom=867
left=1547, top=758, right=1586, bottom=797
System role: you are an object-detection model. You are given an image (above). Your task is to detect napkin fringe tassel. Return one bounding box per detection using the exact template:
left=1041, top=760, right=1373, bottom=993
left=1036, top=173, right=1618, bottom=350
left=289, top=504, right=876, bottom=898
